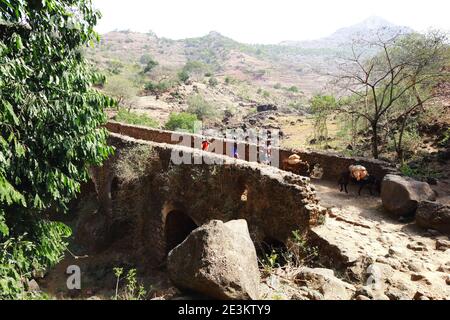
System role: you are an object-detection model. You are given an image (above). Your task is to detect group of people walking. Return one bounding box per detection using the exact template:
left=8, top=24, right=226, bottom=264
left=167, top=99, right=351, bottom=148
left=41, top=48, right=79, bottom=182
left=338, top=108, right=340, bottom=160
left=200, top=137, right=273, bottom=163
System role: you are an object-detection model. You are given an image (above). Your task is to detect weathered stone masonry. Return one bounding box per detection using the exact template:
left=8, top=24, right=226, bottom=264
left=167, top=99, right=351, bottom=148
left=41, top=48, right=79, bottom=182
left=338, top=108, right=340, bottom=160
left=106, top=121, right=396, bottom=181
left=83, top=133, right=325, bottom=267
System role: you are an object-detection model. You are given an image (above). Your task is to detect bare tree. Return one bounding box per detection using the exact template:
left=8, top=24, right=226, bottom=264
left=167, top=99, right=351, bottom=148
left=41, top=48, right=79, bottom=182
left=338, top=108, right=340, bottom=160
left=336, top=29, right=449, bottom=160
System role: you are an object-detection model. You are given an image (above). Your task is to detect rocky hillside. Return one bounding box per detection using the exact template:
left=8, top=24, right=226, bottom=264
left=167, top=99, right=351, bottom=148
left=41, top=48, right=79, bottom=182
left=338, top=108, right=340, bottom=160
left=87, top=16, right=413, bottom=96
left=281, top=16, right=413, bottom=48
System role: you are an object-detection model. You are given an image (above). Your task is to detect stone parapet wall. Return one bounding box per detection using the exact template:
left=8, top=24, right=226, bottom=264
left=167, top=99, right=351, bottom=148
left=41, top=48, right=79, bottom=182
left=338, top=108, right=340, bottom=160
left=106, top=121, right=397, bottom=181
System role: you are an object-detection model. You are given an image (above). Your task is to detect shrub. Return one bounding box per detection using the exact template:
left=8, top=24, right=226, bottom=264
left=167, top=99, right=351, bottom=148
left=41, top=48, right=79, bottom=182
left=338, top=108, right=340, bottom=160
left=187, top=95, right=218, bottom=120
left=165, top=112, right=199, bottom=133
left=115, top=109, right=159, bottom=128
left=248, top=107, right=257, bottom=115
left=113, top=267, right=147, bottom=300
left=103, top=76, right=138, bottom=107
left=114, top=145, right=156, bottom=184
left=400, top=164, right=418, bottom=177
left=288, top=101, right=306, bottom=112
left=287, top=86, right=299, bottom=93
left=310, top=94, right=337, bottom=143
left=387, top=126, right=421, bottom=160
left=142, top=58, right=158, bottom=74
left=400, top=163, right=442, bottom=180
left=106, top=59, right=124, bottom=75
left=177, top=70, right=189, bottom=83
left=208, top=77, right=219, bottom=87
left=181, top=61, right=210, bottom=81
left=139, top=54, right=154, bottom=65
left=144, top=80, right=173, bottom=94
left=258, top=230, right=319, bottom=277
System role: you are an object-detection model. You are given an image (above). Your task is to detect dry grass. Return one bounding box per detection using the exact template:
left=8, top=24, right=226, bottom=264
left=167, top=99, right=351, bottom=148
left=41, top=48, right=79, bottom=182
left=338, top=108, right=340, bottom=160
left=114, top=145, right=157, bottom=184
left=279, top=115, right=345, bottom=150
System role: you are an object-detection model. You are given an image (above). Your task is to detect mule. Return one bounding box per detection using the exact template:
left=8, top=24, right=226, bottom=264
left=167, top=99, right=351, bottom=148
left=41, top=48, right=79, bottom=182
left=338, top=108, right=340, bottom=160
left=338, top=170, right=379, bottom=196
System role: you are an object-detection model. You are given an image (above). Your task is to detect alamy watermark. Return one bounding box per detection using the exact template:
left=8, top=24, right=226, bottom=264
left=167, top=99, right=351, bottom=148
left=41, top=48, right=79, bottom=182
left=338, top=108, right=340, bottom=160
left=66, top=265, right=81, bottom=290
left=170, top=124, right=280, bottom=167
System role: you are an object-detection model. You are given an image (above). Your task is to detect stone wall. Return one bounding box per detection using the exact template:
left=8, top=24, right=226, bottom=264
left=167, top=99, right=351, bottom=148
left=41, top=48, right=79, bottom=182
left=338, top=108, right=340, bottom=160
left=81, top=133, right=326, bottom=267
left=106, top=121, right=397, bottom=181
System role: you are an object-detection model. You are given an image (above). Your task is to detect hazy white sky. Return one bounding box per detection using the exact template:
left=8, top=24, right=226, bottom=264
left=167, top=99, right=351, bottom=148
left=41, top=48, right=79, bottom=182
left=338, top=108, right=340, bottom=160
left=93, top=0, right=450, bottom=44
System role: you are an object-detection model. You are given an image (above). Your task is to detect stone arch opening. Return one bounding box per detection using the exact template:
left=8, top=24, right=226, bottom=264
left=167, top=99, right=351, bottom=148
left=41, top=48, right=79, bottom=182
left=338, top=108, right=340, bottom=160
left=258, top=236, right=286, bottom=254
left=255, top=236, right=289, bottom=266
left=165, top=210, right=198, bottom=254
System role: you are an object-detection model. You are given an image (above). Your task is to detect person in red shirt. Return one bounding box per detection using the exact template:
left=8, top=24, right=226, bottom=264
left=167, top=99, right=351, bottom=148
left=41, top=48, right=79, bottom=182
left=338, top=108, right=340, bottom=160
left=201, top=139, right=210, bottom=151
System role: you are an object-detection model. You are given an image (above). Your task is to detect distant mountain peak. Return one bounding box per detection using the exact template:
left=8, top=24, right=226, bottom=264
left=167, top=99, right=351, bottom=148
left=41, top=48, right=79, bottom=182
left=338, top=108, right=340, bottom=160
left=357, top=16, right=395, bottom=29
left=322, top=16, right=413, bottom=45
left=279, top=16, right=413, bottom=48
left=207, top=31, right=223, bottom=37
left=330, top=16, right=411, bottom=38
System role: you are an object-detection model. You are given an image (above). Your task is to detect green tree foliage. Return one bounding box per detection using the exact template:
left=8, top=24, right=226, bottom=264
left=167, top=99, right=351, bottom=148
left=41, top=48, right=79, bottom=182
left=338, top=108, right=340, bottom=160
left=310, top=95, right=337, bottom=143
left=186, top=94, right=218, bottom=120
left=144, top=80, right=174, bottom=95
left=103, top=76, right=138, bottom=107
left=181, top=60, right=210, bottom=81
left=106, top=59, right=124, bottom=75
left=115, top=109, right=159, bottom=128
left=208, top=77, right=218, bottom=87
left=139, top=53, right=153, bottom=65
left=165, top=112, right=199, bottom=133
left=142, top=57, right=158, bottom=74
left=224, top=76, right=233, bottom=85
left=287, top=86, right=299, bottom=93
left=177, top=69, right=189, bottom=83
left=0, top=0, right=114, bottom=298
left=338, top=31, right=449, bottom=159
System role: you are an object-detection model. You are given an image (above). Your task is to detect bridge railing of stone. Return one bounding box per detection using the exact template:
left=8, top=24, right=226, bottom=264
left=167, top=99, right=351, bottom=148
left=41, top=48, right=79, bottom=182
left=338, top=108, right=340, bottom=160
left=106, top=121, right=397, bottom=181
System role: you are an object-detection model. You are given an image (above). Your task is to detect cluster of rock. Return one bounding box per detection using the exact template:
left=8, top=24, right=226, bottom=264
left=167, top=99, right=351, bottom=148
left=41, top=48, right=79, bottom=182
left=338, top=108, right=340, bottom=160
left=416, top=201, right=450, bottom=234
left=381, top=174, right=449, bottom=235
left=164, top=174, right=449, bottom=300
left=166, top=219, right=362, bottom=300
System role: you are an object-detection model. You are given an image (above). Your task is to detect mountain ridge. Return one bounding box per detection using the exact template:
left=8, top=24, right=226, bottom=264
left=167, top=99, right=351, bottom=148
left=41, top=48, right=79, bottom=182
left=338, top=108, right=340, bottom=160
left=108, top=16, right=414, bottom=48
left=279, top=16, right=413, bottom=47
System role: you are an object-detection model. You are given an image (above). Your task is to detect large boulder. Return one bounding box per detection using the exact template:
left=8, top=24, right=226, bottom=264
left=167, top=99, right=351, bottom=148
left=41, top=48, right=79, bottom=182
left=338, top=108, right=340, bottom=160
left=416, top=201, right=450, bottom=235
left=381, top=174, right=436, bottom=217
left=167, top=219, right=261, bottom=300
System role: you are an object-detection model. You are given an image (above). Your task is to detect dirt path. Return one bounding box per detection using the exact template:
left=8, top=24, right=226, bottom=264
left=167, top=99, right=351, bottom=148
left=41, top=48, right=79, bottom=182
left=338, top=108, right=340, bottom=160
left=310, top=179, right=450, bottom=300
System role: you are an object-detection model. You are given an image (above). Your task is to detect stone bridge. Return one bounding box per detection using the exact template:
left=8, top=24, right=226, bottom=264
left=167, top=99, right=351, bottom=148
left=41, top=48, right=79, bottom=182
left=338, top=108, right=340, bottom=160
left=76, top=122, right=395, bottom=268
left=105, top=121, right=396, bottom=181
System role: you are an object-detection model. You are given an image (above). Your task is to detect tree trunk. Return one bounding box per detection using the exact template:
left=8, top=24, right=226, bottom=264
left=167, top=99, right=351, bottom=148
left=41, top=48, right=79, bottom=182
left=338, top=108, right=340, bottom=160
left=396, top=116, right=407, bottom=165
left=371, top=122, right=379, bottom=159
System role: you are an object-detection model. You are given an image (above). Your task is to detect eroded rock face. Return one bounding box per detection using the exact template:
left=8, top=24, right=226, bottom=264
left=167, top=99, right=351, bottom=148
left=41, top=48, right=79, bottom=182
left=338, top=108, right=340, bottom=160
left=416, top=201, right=450, bottom=235
left=381, top=175, right=436, bottom=217
left=167, top=219, right=261, bottom=300
left=295, top=267, right=356, bottom=300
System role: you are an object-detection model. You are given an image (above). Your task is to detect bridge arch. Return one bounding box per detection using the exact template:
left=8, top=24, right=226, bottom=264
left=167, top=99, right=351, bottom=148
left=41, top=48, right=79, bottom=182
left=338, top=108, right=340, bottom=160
left=162, top=202, right=198, bottom=254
